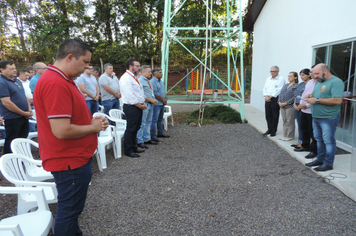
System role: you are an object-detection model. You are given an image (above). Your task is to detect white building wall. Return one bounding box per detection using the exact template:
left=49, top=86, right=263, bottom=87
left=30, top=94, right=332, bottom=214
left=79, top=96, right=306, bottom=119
left=250, top=0, right=356, bottom=111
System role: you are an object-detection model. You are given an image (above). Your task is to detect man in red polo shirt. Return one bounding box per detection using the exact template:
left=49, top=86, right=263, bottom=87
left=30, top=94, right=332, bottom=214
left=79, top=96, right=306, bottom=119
left=34, top=38, right=108, bottom=236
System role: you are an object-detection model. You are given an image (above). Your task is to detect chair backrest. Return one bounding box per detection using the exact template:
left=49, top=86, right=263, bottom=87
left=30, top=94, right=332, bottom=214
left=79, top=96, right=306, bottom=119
left=0, top=154, right=42, bottom=186
left=109, top=109, right=125, bottom=119
left=164, top=105, right=172, bottom=115
left=11, top=138, right=38, bottom=160
left=31, top=109, right=37, bottom=120
left=98, top=104, right=105, bottom=113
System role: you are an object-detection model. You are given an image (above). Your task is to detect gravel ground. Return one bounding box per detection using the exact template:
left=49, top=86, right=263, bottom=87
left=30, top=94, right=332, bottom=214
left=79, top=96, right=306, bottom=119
left=1, top=104, right=356, bottom=235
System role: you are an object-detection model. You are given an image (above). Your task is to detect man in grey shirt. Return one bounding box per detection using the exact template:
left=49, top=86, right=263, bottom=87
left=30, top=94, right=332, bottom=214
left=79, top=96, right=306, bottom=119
left=136, top=65, right=158, bottom=149
left=77, top=65, right=100, bottom=115
left=98, top=63, right=121, bottom=115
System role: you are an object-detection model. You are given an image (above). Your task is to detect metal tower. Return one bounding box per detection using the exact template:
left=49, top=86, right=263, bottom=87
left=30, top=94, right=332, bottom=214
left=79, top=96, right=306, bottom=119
left=160, top=0, right=245, bottom=120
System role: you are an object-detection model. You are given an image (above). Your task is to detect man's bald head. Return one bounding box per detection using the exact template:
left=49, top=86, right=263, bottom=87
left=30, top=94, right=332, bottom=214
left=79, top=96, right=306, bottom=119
left=33, top=62, right=47, bottom=76
left=313, top=63, right=332, bottom=82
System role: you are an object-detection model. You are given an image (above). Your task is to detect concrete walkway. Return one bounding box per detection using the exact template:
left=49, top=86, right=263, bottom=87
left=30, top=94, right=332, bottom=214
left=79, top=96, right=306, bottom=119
left=232, top=103, right=356, bottom=202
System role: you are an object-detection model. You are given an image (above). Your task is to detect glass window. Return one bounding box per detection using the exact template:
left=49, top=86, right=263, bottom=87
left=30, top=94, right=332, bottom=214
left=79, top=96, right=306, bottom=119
left=314, top=46, right=327, bottom=65
left=329, top=42, right=352, bottom=83
left=332, top=42, right=354, bottom=145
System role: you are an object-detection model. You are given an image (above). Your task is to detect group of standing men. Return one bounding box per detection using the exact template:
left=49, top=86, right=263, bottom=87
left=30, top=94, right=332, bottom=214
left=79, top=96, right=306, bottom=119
left=0, top=60, right=49, bottom=154
left=73, top=58, right=170, bottom=158
left=262, top=64, right=344, bottom=171
left=0, top=38, right=171, bottom=235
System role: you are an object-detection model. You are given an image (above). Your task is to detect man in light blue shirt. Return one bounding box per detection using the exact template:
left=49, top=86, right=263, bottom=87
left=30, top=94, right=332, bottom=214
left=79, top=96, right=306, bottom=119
left=29, top=62, right=47, bottom=94
left=99, top=63, right=121, bottom=116
left=136, top=65, right=158, bottom=148
left=77, top=65, right=100, bottom=115
left=150, top=68, right=170, bottom=141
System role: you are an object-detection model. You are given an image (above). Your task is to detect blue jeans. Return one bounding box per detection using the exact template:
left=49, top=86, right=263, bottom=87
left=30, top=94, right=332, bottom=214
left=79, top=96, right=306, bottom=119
left=151, top=105, right=165, bottom=138
left=313, top=114, right=340, bottom=167
left=102, top=99, right=120, bottom=116
left=86, top=100, right=99, bottom=115
left=137, top=103, right=153, bottom=143
left=295, top=109, right=303, bottom=143
left=52, top=158, right=92, bottom=236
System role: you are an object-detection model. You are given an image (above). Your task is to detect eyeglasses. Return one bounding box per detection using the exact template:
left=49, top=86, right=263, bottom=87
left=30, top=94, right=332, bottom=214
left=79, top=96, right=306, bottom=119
left=39, top=67, right=47, bottom=70
left=270, top=71, right=278, bottom=72
left=134, top=65, right=141, bottom=67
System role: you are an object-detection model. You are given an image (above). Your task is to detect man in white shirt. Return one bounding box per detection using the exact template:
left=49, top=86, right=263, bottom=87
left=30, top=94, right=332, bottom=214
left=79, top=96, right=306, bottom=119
left=18, top=69, right=36, bottom=132
left=119, top=59, right=147, bottom=158
left=77, top=65, right=100, bottom=115
left=262, top=66, right=285, bottom=136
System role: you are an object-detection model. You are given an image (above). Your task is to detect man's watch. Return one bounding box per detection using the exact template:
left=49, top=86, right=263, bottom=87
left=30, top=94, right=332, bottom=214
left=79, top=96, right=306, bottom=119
left=316, top=98, right=320, bottom=104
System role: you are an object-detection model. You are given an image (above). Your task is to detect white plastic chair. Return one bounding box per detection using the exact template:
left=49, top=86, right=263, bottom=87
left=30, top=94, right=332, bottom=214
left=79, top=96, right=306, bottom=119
left=27, top=110, right=37, bottom=140
left=108, top=110, right=127, bottom=158
left=0, top=126, right=5, bottom=147
left=0, top=187, right=54, bottom=236
left=99, top=104, right=105, bottom=113
left=119, top=98, right=124, bottom=111
left=163, top=105, right=174, bottom=131
left=109, top=109, right=125, bottom=120
left=93, top=113, right=118, bottom=168
left=10, top=138, right=53, bottom=181
left=0, top=154, right=58, bottom=215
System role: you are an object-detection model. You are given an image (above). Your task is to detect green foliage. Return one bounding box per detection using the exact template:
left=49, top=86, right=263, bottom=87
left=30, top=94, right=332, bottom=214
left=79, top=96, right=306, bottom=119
left=189, top=105, right=244, bottom=124
left=1, top=0, right=250, bottom=71
left=217, top=111, right=242, bottom=124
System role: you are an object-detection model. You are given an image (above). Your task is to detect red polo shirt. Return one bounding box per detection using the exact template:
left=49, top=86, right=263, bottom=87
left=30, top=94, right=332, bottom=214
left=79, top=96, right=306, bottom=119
left=33, top=65, right=97, bottom=172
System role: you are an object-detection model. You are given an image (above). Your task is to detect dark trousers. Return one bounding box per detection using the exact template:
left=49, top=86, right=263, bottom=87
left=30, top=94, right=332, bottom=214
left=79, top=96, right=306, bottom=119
left=300, top=112, right=317, bottom=153
left=265, top=97, right=280, bottom=133
left=4, top=117, right=29, bottom=154
left=52, top=158, right=92, bottom=236
left=123, top=104, right=143, bottom=154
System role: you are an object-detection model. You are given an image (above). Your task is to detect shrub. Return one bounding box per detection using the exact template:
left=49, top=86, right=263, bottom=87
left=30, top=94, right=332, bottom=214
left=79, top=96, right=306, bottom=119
left=217, top=111, right=242, bottom=124
left=188, top=104, right=244, bottom=124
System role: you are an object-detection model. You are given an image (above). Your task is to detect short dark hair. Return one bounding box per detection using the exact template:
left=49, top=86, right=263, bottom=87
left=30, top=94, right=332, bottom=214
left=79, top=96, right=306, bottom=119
left=300, top=68, right=310, bottom=75
left=26, top=66, right=33, bottom=72
left=93, top=66, right=100, bottom=72
left=19, top=69, right=28, bottom=75
left=56, top=38, right=94, bottom=61
left=126, top=59, right=139, bottom=70
left=152, top=68, right=162, bottom=75
left=0, top=60, right=14, bottom=70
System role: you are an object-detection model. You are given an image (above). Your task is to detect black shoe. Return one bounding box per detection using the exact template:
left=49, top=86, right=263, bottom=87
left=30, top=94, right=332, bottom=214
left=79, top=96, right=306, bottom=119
left=305, top=152, right=317, bottom=159
left=157, top=134, right=170, bottom=138
left=144, top=140, right=158, bottom=145
left=294, top=147, right=310, bottom=152
left=137, top=143, right=149, bottom=149
left=314, top=164, right=333, bottom=171
left=151, top=137, right=160, bottom=142
left=270, top=133, right=276, bottom=137
left=263, top=131, right=271, bottom=136
left=305, top=160, right=323, bottom=167
left=126, top=153, right=140, bottom=158
left=134, top=149, right=145, bottom=153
